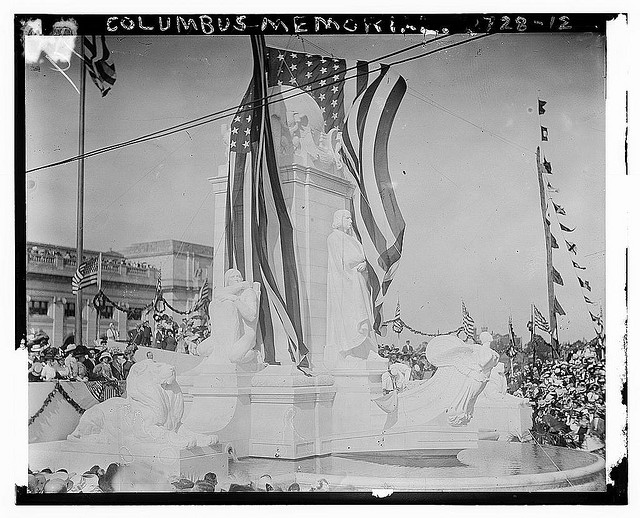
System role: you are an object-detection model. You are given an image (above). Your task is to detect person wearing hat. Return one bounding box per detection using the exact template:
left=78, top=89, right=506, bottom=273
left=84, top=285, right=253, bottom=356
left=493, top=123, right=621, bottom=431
left=93, top=352, right=117, bottom=382
left=64, top=345, right=79, bottom=380
left=40, top=352, right=57, bottom=381
left=111, top=351, right=127, bottom=381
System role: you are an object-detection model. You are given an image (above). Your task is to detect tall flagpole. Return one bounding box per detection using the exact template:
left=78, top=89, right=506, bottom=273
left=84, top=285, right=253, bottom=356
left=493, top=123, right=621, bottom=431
left=75, top=37, right=87, bottom=347
left=536, top=146, right=558, bottom=358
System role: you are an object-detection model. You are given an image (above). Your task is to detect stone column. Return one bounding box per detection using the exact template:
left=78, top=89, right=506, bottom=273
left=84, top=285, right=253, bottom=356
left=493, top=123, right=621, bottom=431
left=278, top=164, right=354, bottom=367
left=51, top=297, right=64, bottom=348
left=86, top=300, right=98, bottom=345
left=116, top=310, right=128, bottom=341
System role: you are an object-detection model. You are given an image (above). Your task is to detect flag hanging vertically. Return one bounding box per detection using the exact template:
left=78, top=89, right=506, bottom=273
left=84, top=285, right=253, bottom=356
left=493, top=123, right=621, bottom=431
left=461, top=300, right=475, bottom=340
left=226, top=36, right=308, bottom=366
left=541, top=126, right=549, bottom=141
left=261, top=44, right=407, bottom=335
left=71, top=253, right=102, bottom=294
left=392, top=298, right=403, bottom=334
left=538, top=99, right=547, bottom=115
left=533, top=305, right=551, bottom=333
left=83, top=36, right=116, bottom=96
left=196, top=277, right=211, bottom=307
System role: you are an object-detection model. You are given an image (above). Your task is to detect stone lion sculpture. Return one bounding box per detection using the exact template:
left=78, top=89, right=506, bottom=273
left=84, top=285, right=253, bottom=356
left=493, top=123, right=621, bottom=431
left=67, top=359, right=217, bottom=449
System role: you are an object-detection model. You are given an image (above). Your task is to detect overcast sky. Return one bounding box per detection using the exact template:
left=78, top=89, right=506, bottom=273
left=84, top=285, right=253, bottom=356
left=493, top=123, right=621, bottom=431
left=24, top=32, right=605, bottom=343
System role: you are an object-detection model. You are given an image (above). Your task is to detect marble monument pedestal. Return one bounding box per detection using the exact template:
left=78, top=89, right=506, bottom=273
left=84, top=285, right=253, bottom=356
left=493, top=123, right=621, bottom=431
left=29, top=439, right=228, bottom=488
left=472, top=396, right=533, bottom=440
left=179, top=363, right=336, bottom=460
left=330, top=359, right=479, bottom=455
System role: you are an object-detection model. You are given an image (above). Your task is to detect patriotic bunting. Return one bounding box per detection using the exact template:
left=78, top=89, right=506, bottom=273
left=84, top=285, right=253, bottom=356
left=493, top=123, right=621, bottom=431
left=541, top=126, right=549, bottom=141
left=538, top=99, right=547, bottom=115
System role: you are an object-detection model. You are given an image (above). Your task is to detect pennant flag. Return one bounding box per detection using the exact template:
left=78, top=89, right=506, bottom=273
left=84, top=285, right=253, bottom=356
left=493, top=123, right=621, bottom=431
left=553, top=201, right=566, bottom=215
left=550, top=232, right=559, bottom=249
left=578, top=277, right=592, bottom=291
left=541, top=126, right=549, bottom=141
left=461, top=300, right=475, bottom=340
left=547, top=181, right=558, bottom=193
left=83, top=36, right=116, bottom=96
left=553, top=297, right=566, bottom=316
left=543, top=158, right=553, bottom=174
left=565, top=240, right=577, bottom=255
left=551, top=266, right=564, bottom=286
left=533, top=305, right=551, bottom=333
left=538, top=99, right=547, bottom=115
left=392, top=299, right=403, bottom=334
left=584, top=295, right=594, bottom=304
left=559, top=222, right=575, bottom=232
left=572, top=260, right=586, bottom=270
left=262, top=44, right=407, bottom=334
left=71, top=253, right=102, bottom=294
left=226, top=36, right=311, bottom=366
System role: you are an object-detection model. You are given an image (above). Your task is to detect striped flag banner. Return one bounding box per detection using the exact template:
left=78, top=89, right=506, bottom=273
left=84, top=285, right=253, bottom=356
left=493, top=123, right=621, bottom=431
left=197, top=277, right=211, bottom=304
left=533, top=305, right=551, bottom=333
left=71, top=253, right=102, bottom=294
left=83, top=36, right=116, bottom=96
left=225, top=36, right=308, bottom=366
left=461, top=300, right=475, bottom=340
left=262, top=44, right=407, bottom=334
left=392, top=299, right=403, bottom=334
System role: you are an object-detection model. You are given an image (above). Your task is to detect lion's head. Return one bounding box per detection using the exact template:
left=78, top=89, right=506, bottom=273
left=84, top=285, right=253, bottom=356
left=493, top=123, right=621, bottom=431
left=126, top=360, right=184, bottom=432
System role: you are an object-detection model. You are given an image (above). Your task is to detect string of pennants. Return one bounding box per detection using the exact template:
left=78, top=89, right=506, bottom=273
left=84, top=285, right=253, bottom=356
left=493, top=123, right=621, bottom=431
left=538, top=98, right=604, bottom=342
left=382, top=299, right=465, bottom=338
left=88, top=274, right=211, bottom=321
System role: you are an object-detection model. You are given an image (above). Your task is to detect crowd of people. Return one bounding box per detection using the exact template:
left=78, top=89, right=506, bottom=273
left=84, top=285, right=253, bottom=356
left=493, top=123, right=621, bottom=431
left=27, top=331, right=136, bottom=386
left=508, top=345, right=605, bottom=451
left=27, top=245, right=154, bottom=270
left=377, top=340, right=436, bottom=388
left=27, top=463, right=331, bottom=493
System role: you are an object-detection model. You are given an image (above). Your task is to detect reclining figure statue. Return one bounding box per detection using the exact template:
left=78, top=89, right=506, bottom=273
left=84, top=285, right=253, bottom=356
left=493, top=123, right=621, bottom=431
left=68, top=359, right=217, bottom=449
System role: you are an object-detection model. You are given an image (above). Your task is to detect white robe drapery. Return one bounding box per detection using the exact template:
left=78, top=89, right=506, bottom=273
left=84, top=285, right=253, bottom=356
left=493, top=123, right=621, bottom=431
left=324, top=229, right=375, bottom=367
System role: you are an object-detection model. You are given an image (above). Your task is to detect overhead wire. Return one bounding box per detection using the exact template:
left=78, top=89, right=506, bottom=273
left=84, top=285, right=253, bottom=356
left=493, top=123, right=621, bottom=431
left=26, top=33, right=489, bottom=174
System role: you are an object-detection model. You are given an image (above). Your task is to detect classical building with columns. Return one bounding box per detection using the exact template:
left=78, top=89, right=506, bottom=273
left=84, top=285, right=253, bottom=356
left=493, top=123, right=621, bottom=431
left=25, top=240, right=212, bottom=347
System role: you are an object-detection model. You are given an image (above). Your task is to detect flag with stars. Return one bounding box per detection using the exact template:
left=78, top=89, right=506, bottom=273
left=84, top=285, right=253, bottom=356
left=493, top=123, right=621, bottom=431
left=226, top=36, right=308, bottom=367
left=260, top=45, right=407, bottom=334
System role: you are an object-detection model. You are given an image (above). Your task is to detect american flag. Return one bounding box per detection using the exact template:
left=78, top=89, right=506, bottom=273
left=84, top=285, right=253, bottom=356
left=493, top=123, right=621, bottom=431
left=261, top=43, right=407, bottom=333
left=533, top=305, right=551, bottom=334
left=461, top=300, right=475, bottom=340
left=83, top=36, right=116, bottom=97
left=71, top=253, right=102, bottom=294
left=196, top=277, right=211, bottom=308
left=392, top=299, right=403, bottom=334
left=226, top=36, right=308, bottom=366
